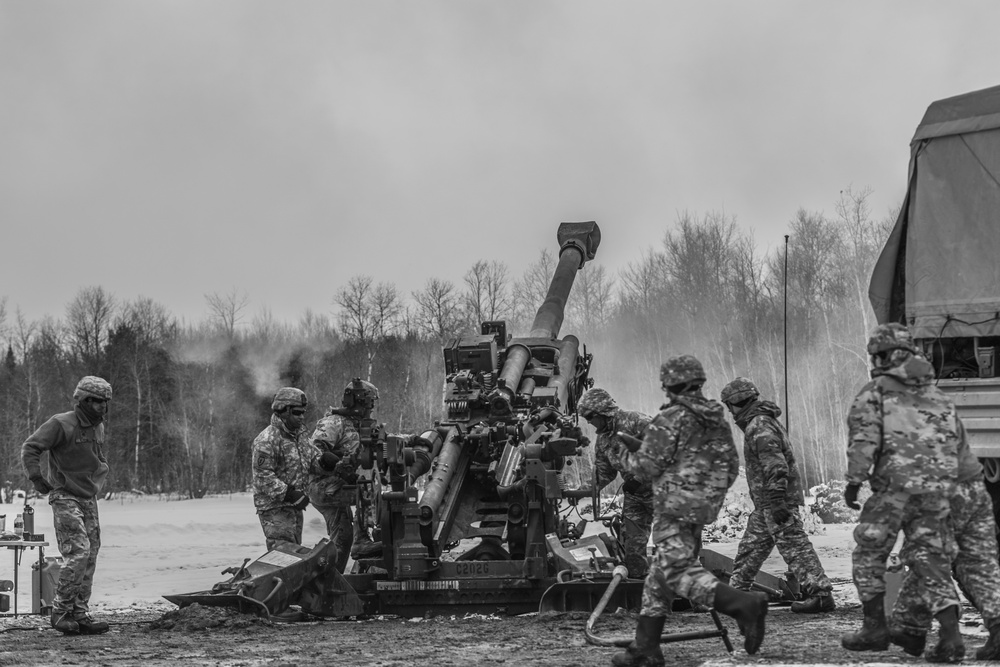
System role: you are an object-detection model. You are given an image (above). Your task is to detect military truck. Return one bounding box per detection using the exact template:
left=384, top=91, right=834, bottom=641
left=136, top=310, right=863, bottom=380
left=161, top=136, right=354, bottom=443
left=869, top=83, right=1000, bottom=518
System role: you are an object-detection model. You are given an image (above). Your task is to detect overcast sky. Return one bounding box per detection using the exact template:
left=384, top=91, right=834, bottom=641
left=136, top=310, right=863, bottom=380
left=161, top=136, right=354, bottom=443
left=3, top=1, right=999, bottom=329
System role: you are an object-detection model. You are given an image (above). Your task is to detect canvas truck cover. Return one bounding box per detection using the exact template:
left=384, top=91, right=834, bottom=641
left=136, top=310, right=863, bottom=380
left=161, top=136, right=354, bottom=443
left=870, top=84, right=1000, bottom=339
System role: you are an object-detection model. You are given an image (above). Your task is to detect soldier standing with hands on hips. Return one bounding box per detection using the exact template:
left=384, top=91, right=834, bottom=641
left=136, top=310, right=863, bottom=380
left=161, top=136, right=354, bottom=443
left=21, top=376, right=113, bottom=636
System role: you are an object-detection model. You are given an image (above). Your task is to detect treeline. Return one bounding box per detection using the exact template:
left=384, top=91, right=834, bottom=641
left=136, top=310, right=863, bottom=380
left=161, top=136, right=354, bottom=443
left=0, top=188, right=894, bottom=497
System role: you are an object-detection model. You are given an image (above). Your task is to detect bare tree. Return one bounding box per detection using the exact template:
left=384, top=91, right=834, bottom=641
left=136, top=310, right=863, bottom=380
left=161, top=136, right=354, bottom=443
left=334, top=275, right=402, bottom=380
left=249, top=306, right=290, bottom=345
left=412, top=278, right=464, bottom=343
left=510, top=249, right=556, bottom=334
left=65, top=286, right=117, bottom=366
left=463, top=260, right=514, bottom=329
left=205, top=288, right=249, bottom=339
left=566, top=263, right=616, bottom=337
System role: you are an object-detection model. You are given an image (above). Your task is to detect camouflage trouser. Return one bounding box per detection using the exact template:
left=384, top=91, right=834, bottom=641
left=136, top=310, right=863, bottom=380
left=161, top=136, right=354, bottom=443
left=622, top=492, right=653, bottom=579
left=730, top=507, right=832, bottom=596
left=853, top=490, right=958, bottom=614
left=49, top=491, right=101, bottom=617
left=257, top=506, right=304, bottom=551
left=891, top=479, right=1000, bottom=634
left=314, top=504, right=353, bottom=573
left=642, top=520, right=719, bottom=617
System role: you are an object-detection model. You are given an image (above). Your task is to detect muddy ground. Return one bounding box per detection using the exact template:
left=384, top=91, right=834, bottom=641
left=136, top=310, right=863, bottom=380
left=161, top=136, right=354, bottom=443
left=0, top=597, right=992, bottom=667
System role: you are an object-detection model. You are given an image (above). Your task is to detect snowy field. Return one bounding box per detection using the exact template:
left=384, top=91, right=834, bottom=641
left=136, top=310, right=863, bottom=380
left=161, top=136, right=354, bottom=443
left=1, top=493, right=860, bottom=618
left=0, top=494, right=331, bottom=616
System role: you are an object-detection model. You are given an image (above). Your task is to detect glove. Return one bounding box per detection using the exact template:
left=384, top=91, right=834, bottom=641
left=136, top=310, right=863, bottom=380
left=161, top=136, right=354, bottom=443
left=768, top=489, right=791, bottom=524
left=621, top=478, right=644, bottom=495
left=844, top=483, right=862, bottom=510
left=284, top=486, right=309, bottom=511
left=319, top=451, right=341, bottom=471
left=617, top=431, right=644, bottom=453
left=30, top=476, right=52, bottom=495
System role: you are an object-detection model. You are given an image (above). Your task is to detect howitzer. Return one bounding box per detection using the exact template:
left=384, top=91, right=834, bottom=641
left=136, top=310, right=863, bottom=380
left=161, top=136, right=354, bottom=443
left=347, top=222, right=638, bottom=617
left=168, top=222, right=646, bottom=618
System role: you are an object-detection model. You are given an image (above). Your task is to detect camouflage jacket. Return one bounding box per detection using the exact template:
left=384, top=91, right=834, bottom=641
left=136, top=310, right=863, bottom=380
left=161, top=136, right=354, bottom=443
left=622, top=391, right=739, bottom=530
left=306, top=413, right=361, bottom=507
left=252, top=414, right=323, bottom=512
left=846, top=354, right=959, bottom=494
left=594, top=409, right=653, bottom=498
left=955, top=420, right=983, bottom=484
left=732, top=400, right=803, bottom=507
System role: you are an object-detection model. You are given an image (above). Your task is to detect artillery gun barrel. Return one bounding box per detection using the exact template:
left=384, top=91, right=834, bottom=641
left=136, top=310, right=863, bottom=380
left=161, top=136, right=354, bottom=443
left=495, top=222, right=600, bottom=404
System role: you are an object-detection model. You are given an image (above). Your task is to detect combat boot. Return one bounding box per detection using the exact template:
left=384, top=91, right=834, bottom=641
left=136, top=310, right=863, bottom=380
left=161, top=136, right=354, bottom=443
left=926, top=604, right=965, bottom=663
left=611, top=615, right=665, bottom=667
left=889, top=627, right=926, bottom=657
left=976, top=619, right=1000, bottom=660
left=841, top=594, right=889, bottom=651
left=790, top=593, right=836, bottom=614
left=75, top=615, right=110, bottom=635
left=51, top=611, right=80, bottom=635
left=712, top=583, right=768, bottom=654
left=350, top=537, right=383, bottom=560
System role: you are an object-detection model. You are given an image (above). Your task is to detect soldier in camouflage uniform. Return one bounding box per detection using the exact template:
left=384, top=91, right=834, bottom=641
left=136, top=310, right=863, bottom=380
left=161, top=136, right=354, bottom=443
left=577, top=388, right=653, bottom=579
left=888, top=414, right=1000, bottom=660
left=842, top=323, right=963, bottom=662
left=720, top=377, right=835, bottom=613
left=21, top=376, right=114, bottom=635
left=252, top=387, right=338, bottom=551
left=306, top=379, right=382, bottom=573
left=612, top=355, right=768, bottom=667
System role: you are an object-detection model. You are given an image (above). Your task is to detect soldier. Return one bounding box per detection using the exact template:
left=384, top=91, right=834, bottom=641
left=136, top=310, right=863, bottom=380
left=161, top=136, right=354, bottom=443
left=842, top=323, right=963, bottom=661
left=720, top=377, right=835, bottom=613
left=577, top=387, right=653, bottom=579
left=888, top=421, right=1000, bottom=660
left=613, top=355, right=768, bottom=666
left=307, top=379, right=382, bottom=572
left=21, top=376, right=113, bottom=635
left=252, top=387, right=338, bottom=551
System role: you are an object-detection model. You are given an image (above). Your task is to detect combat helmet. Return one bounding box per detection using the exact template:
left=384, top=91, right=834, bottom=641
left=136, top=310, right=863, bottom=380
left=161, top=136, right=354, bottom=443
left=660, top=354, right=706, bottom=389
left=343, top=378, right=379, bottom=413
left=721, top=377, right=759, bottom=406
left=577, top=388, right=618, bottom=419
left=73, top=376, right=113, bottom=403
left=867, top=323, right=918, bottom=355
left=272, top=387, right=307, bottom=412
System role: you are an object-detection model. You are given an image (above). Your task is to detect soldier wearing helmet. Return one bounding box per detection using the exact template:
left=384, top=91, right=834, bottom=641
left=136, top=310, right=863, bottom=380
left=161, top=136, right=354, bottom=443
left=842, top=323, right=964, bottom=660
left=307, top=378, right=382, bottom=572
left=252, top=387, right=339, bottom=554
left=612, top=355, right=767, bottom=667
left=577, top=388, right=653, bottom=579
left=21, top=376, right=114, bottom=635
left=720, top=377, right=834, bottom=614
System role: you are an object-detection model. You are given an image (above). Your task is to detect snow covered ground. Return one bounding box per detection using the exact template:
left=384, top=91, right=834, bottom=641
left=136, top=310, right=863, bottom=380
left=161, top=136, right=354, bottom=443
left=1, top=493, right=861, bottom=619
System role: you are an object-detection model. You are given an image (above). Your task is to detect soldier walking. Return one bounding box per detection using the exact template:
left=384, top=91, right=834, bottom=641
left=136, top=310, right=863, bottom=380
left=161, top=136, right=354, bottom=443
left=252, top=387, right=337, bottom=551
left=577, top=387, right=653, bottom=579
left=21, top=376, right=113, bottom=635
left=888, top=413, right=1000, bottom=660
left=307, top=379, right=382, bottom=572
left=842, top=323, right=963, bottom=661
left=720, top=377, right=835, bottom=613
left=613, top=355, right=768, bottom=666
